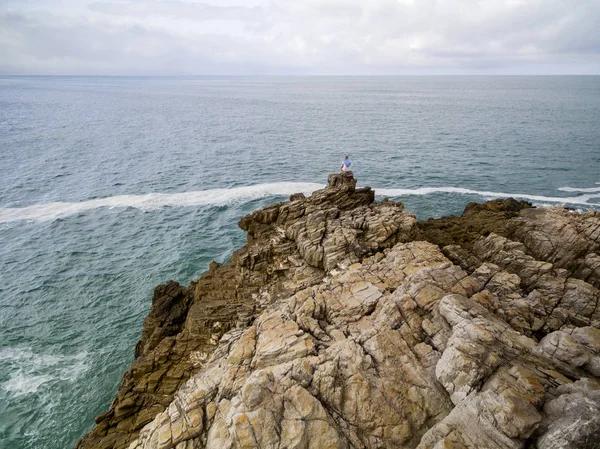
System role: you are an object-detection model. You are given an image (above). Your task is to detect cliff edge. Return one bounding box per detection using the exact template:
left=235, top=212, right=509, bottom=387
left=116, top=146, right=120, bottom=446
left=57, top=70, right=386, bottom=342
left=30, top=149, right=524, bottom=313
left=77, top=173, right=600, bottom=449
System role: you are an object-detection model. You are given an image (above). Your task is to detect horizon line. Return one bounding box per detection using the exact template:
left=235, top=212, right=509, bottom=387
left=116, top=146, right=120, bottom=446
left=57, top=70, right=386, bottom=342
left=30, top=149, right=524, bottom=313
left=1, top=73, right=599, bottom=77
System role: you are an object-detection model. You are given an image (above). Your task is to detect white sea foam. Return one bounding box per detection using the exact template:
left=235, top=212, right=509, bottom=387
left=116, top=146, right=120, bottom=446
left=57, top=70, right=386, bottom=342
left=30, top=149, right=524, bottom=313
left=1, top=182, right=599, bottom=224
left=3, top=373, right=55, bottom=397
left=558, top=186, right=600, bottom=193
left=0, top=182, right=325, bottom=223
left=0, top=347, right=89, bottom=397
left=376, top=187, right=600, bottom=207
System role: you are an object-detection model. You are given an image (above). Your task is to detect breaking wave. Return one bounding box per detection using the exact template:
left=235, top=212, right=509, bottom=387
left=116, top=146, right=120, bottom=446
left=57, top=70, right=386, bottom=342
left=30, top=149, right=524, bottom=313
left=376, top=186, right=600, bottom=207
left=0, top=182, right=325, bottom=223
left=1, top=182, right=599, bottom=224
left=558, top=186, right=600, bottom=193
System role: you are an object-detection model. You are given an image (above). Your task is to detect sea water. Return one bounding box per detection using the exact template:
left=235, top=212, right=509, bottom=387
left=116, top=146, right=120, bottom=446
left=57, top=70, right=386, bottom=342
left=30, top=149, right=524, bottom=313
left=0, top=76, right=599, bottom=448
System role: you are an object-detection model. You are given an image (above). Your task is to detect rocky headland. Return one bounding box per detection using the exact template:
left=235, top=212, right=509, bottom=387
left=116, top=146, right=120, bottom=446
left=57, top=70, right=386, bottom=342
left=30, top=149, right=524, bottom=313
left=76, top=173, right=600, bottom=449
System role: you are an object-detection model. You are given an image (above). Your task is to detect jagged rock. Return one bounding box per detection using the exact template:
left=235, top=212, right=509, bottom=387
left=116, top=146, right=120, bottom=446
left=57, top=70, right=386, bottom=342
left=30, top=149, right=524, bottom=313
left=126, top=242, right=457, bottom=449
left=327, top=171, right=356, bottom=190
left=76, top=172, right=417, bottom=449
left=418, top=365, right=545, bottom=449
left=135, top=281, right=192, bottom=358
left=535, top=380, right=600, bottom=449
left=420, top=203, right=600, bottom=291
left=537, top=331, right=591, bottom=368
left=77, top=174, right=600, bottom=449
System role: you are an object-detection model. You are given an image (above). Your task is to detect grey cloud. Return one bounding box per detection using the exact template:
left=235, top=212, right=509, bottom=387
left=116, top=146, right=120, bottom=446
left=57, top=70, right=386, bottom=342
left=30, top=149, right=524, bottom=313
left=1, top=0, right=599, bottom=75
left=88, top=0, right=264, bottom=23
left=0, top=10, right=314, bottom=75
left=0, top=12, right=220, bottom=74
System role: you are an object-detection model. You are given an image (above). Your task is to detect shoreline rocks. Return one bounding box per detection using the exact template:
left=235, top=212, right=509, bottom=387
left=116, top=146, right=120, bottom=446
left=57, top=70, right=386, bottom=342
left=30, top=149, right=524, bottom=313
left=76, top=174, right=600, bottom=449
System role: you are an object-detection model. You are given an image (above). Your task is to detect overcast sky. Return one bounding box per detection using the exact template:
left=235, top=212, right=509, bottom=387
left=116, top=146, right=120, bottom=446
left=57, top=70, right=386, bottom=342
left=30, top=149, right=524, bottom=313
left=1, top=0, right=599, bottom=75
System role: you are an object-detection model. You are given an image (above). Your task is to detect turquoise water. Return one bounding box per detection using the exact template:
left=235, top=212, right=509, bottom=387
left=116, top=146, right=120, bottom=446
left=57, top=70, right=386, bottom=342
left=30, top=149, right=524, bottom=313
left=0, top=76, right=599, bottom=448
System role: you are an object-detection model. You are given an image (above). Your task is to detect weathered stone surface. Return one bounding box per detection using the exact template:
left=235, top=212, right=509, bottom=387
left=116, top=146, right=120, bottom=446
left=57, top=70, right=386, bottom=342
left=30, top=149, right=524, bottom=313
left=127, top=241, right=457, bottom=449
left=78, top=174, right=600, bottom=449
left=537, top=330, right=591, bottom=368
left=76, top=173, right=417, bottom=449
left=535, top=380, right=600, bottom=449
left=420, top=202, right=600, bottom=291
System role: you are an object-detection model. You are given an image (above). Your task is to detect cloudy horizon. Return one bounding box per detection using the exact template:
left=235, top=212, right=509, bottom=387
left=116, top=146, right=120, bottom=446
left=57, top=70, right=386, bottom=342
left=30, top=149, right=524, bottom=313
left=1, top=0, right=599, bottom=76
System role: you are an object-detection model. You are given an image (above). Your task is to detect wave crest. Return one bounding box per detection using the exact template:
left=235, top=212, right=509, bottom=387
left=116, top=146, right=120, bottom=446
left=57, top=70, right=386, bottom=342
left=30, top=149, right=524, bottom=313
left=1, top=182, right=598, bottom=224
left=377, top=186, right=600, bottom=207
left=0, top=182, right=325, bottom=223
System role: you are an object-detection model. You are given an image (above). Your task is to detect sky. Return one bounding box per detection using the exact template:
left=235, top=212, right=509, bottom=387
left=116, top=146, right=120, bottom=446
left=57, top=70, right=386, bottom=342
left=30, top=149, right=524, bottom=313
left=0, top=0, right=599, bottom=75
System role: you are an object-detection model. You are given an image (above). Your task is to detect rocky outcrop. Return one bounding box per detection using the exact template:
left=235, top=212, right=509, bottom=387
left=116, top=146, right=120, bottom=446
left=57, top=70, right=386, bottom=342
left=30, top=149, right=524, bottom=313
left=77, top=175, right=600, bottom=449
left=76, top=172, right=417, bottom=449
left=419, top=200, right=600, bottom=290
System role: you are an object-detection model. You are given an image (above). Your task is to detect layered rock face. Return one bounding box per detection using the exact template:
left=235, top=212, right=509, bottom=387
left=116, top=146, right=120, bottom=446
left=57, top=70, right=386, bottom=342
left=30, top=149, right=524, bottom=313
left=76, top=172, right=417, bottom=449
left=77, top=174, right=600, bottom=449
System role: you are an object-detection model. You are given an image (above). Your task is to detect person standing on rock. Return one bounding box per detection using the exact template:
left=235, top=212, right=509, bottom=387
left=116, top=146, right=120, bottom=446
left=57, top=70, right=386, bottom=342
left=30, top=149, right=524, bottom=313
left=340, top=155, right=352, bottom=173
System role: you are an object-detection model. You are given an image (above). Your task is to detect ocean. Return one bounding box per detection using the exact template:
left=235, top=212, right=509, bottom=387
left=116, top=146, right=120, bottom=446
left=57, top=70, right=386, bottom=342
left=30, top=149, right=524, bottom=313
left=0, top=75, right=599, bottom=449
